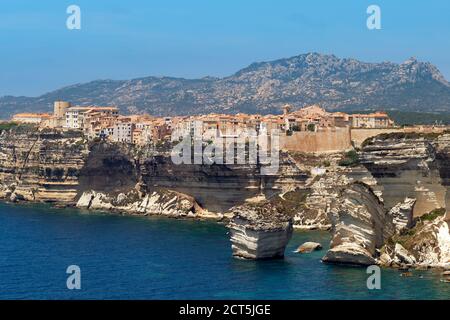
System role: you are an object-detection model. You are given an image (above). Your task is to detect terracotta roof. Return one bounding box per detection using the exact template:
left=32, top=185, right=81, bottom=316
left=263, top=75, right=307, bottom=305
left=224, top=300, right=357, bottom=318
left=13, top=113, right=51, bottom=118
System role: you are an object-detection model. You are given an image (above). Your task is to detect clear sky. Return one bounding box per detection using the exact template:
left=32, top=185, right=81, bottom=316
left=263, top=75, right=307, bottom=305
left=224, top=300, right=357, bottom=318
left=1, top=0, right=450, bottom=96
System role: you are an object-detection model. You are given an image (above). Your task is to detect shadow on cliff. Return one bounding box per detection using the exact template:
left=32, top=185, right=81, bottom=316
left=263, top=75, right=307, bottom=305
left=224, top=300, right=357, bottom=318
left=78, top=142, right=139, bottom=197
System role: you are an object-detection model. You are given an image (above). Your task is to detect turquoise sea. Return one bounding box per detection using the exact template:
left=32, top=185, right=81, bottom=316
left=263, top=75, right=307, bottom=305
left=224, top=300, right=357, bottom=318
left=0, top=203, right=448, bottom=300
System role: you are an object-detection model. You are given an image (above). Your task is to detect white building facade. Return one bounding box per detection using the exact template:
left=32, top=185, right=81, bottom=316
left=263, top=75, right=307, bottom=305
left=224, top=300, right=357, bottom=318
left=113, top=122, right=135, bottom=143
left=65, top=106, right=119, bottom=129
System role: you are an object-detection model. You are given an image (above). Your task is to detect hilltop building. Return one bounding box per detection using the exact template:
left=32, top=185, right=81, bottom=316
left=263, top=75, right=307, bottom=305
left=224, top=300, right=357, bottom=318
left=349, top=112, right=394, bottom=128
left=112, top=118, right=135, bottom=143
left=12, top=113, right=52, bottom=124
left=9, top=100, right=397, bottom=153
left=65, top=106, right=119, bottom=129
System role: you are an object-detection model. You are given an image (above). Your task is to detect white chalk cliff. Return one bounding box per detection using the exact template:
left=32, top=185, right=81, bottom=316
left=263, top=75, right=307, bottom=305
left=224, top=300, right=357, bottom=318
left=322, top=182, right=395, bottom=266
left=228, top=200, right=294, bottom=259
left=76, top=186, right=219, bottom=219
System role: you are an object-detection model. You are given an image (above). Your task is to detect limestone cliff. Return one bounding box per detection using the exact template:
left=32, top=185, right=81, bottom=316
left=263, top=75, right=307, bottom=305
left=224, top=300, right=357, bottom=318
left=0, top=129, right=308, bottom=215
left=435, top=134, right=450, bottom=220
left=321, top=181, right=447, bottom=268
left=380, top=210, right=450, bottom=268
left=227, top=194, right=298, bottom=259
left=319, top=132, right=450, bottom=267
left=360, top=132, right=450, bottom=216
left=139, top=151, right=308, bottom=213
left=322, top=182, right=395, bottom=266
left=288, top=152, right=381, bottom=230
left=0, top=128, right=88, bottom=203
left=389, top=197, right=416, bottom=234
left=76, top=186, right=214, bottom=219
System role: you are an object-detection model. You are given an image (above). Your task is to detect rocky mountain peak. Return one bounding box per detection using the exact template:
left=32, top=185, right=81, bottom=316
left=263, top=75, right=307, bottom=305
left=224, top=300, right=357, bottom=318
left=403, top=56, right=419, bottom=65
left=1, top=52, right=450, bottom=118
left=399, top=58, right=448, bottom=85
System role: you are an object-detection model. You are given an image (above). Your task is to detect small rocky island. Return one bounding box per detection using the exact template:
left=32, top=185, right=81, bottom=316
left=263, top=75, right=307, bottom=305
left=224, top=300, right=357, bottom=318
left=227, top=189, right=310, bottom=259
left=228, top=200, right=294, bottom=259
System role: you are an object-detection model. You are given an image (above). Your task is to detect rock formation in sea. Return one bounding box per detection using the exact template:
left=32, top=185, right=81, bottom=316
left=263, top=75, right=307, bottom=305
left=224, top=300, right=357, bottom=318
left=227, top=194, right=299, bottom=259
left=322, top=182, right=395, bottom=266
left=0, top=127, right=449, bottom=270
left=295, top=242, right=323, bottom=253
left=379, top=209, right=450, bottom=269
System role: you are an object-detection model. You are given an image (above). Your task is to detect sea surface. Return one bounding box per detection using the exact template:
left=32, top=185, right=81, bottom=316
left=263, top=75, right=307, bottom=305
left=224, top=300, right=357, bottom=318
left=0, top=203, right=449, bottom=300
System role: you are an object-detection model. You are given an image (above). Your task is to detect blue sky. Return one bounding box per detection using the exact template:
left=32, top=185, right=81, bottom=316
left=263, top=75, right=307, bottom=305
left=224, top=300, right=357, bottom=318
left=1, top=0, right=450, bottom=96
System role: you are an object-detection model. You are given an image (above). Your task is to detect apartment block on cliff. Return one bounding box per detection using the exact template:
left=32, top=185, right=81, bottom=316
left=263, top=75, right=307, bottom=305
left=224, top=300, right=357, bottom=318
left=281, top=104, right=394, bottom=129
left=9, top=100, right=395, bottom=154
left=152, top=119, right=173, bottom=141
left=83, top=110, right=120, bottom=138
left=349, top=112, right=394, bottom=128
left=112, top=117, right=135, bottom=143
left=65, top=106, right=119, bottom=129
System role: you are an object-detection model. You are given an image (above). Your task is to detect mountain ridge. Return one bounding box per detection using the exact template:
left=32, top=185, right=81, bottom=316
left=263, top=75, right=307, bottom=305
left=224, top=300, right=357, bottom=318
left=1, top=52, right=450, bottom=119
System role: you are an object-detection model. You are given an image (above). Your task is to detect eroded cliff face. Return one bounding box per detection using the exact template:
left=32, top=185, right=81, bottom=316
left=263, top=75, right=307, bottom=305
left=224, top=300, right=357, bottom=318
left=380, top=213, right=450, bottom=268
left=0, top=130, right=146, bottom=204
left=76, top=187, right=213, bottom=219
left=78, top=142, right=140, bottom=194
left=360, top=133, right=450, bottom=217
left=0, top=130, right=308, bottom=215
left=321, top=182, right=448, bottom=269
left=322, top=182, right=395, bottom=266
left=138, top=152, right=308, bottom=213
left=0, top=129, right=88, bottom=202
left=317, top=134, right=450, bottom=268
left=288, top=152, right=381, bottom=230
left=228, top=197, right=295, bottom=259
left=435, top=134, right=450, bottom=221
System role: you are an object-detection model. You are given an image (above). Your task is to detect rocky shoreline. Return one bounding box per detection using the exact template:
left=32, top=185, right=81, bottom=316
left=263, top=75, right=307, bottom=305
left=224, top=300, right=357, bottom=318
left=0, top=128, right=449, bottom=270
left=1, top=184, right=449, bottom=271
left=76, top=184, right=221, bottom=220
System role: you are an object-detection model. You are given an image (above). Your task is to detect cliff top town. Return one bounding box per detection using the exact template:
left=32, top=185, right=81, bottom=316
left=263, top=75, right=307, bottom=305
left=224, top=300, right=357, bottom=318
left=5, top=101, right=392, bottom=151
left=6, top=101, right=448, bottom=153
left=1, top=100, right=449, bottom=271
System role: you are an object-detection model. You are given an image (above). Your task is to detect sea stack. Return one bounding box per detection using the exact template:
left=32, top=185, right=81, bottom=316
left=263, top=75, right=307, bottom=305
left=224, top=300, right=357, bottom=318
left=322, top=182, right=395, bottom=266
left=228, top=201, right=294, bottom=260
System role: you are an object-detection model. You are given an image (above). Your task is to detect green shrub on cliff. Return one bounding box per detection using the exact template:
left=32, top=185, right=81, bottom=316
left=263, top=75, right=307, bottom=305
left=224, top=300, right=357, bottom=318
left=0, top=122, right=19, bottom=132
left=322, top=160, right=331, bottom=167
left=10, top=123, right=38, bottom=134
left=338, top=150, right=360, bottom=167
left=419, top=208, right=446, bottom=222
